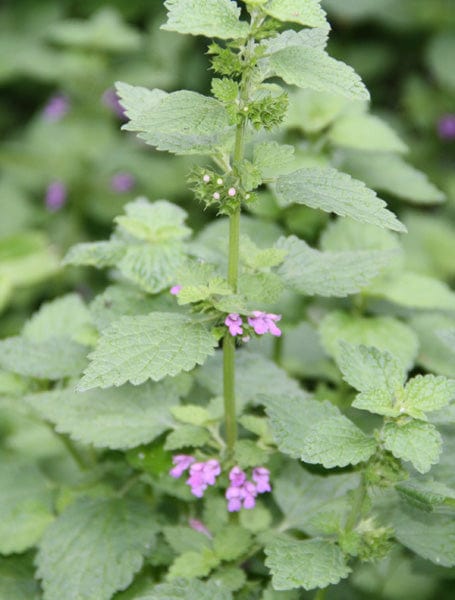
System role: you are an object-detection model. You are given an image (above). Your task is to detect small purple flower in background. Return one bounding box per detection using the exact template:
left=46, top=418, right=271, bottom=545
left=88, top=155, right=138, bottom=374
left=169, top=454, right=195, bottom=478
left=187, top=460, right=221, bottom=497
left=111, top=172, right=136, bottom=193
left=248, top=311, right=282, bottom=337
left=45, top=181, right=67, bottom=212
left=102, top=88, right=126, bottom=119
left=42, top=94, right=70, bottom=122
left=225, top=313, right=243, bottom=336
left=252, top=467, right=271, bottom=493
left=189, top=518, right=212, bottom=538
left=170, top=285, right=182, bottom=295
left=225, top=465, right=271, bottom=512
left=437, top=114, right=455, bottom=140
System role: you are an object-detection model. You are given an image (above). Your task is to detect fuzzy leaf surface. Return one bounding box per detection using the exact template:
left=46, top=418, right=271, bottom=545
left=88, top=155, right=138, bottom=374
left=275, top=167, right=405, bottom=232
left=63, top=240, right=125, bottom=268
left=383, top=420, right=442, bottom=474
left=136, top=578, right=232, bottom=600
left=25, top=378, right=188, bottom=450
left=277, top=236, right=393, bottom=297
left=265, top=395, right=376, bottom=467
left=268, top=46, right=369, bottom=100
left=402, top=375, right=455, bottom=418
left=115, top=199, right=191, bottom=242
left=162, top=0, right=249, bottom=39
left=36, top=497, right=158, bottom=600
left=329, top=114, right=408, bottom=153
left=263, top=0, right=327, bottom=28
left=265, top=536, right=350, bottom=590
left=117, top=83, right=233, bottom=154
left=78, top=313, right=217, bottom=390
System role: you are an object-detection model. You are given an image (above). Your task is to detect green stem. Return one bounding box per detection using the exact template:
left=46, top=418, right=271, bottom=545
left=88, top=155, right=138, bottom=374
left=314, top=588, right=327, bottom=600
left=345, top=472, right=367, bottom=531
left=272, top=334, right=284, bottom=366
left=56, top=430, right=91, bottom=471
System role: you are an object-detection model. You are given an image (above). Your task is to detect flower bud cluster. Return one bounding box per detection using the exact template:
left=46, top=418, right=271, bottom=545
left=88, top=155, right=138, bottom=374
left=170, top=455, right=221, bottom=497
left=188, top=168, right=251, bottom=215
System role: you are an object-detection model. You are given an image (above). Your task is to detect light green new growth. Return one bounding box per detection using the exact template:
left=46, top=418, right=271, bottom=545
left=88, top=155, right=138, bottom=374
left=263, top=0, right=327, bottom=28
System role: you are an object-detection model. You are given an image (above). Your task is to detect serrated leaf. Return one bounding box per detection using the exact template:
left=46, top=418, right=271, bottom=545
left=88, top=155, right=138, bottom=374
left=239, top=504, right=272, bottom=533
left=396, top=480, right=455, bottom=512
left=265, top=536, right=351, bottom=590
left=393, top=505, right=455, bottom=567
left=285, top=89, right=345, bottom=133
left=329, top=114, right=408, bottom=153
left=171, top=405, right=211, bottom=426
left=115, top=199, right=191, bottom=243
left=0, top=461, right=54, bottom=554
left=336, top=343, right=406, bottom=394
left=36, top=497, right=157, bottom=600
left=411, top=313, right=455, bottom=377
left=268, top=46, right=369, bottom=100
left=402, top=375, right=455, bottom=418
left=320, top=311, right=418, bottom=371
left=118, top=243, right=186, bottom=294
left=263, top=27, right=329, bottom=55
left=164, top=425, right=211, bottom=450
left=162, top=0, right=249, bottom=39
left=273, top=463, right=359, bottom=535
left=275, top=168, right=405, bottom=232
left=168, top=549, right=219, bottom=580
left=210, top=566, right=246, bottom=592
left=234, top=439, right=268, bottom=468
left=23, top=294, right=92, bottom=343
left=63, top=240, right=125, bottom=268
left=25, top=378, right=188, bottom=450
left=78, top=313, right=217, bottom=390
left=0, top=555, right=41, bottom=600
left=263, top=0, right=327, bottom=27
left=367, top=272, right=455, bottom=311
left=253, top=142, right=295, bottom=180
left=341, top=151, right=445, bottom=204
left=213, top=525, right=252, bottom=561
left=163, top=526, right=211, bottom=554
left=320, top=217, right=401, bottom=253
left=383, top=420, right=442, bottom=474
left=239, top=235, right=287, bottom=270
left=277, top=236, right=394, bottom=297
left=0, top=337, right=87, bottom=380
left=265, top=395, right=376, bottom=468
left=117, top=83, right=233, bottom=155
left=239, top=272, right=283, bottom=304
left=136, top=578, right=232, bottom=600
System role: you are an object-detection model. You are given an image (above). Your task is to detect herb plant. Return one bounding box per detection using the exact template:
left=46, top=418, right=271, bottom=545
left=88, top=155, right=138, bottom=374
left=1, top=1, right=455, bottom=599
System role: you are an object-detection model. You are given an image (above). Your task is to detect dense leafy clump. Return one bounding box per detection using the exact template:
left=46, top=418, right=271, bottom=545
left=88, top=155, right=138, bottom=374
left=0, top=0, right=454, bottom=599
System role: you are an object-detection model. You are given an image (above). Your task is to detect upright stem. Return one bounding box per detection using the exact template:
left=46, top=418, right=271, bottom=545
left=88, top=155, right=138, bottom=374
left=345, top=472, right=367, bottom=531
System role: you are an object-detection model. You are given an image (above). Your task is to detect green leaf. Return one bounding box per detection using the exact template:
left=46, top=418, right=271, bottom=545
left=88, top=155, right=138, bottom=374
left=164, top=425, right=211, bottom=450
left=275, top=168, right=405, bottom=232
left=439, top=329, right=455, bottom=355
left=78, top=313, right=217, bottom=390
left=168, top=549, right=219, bottom=580
left=383, top=420, right=442, bottom=474
left=0, top=337, right=87, bottom=380
left=234, top=439, right=268, bottom=468
left=117, top=83, right=233, bottom=154
left=253, top=142, right=295, bottom=180
left=341, top=151, right=445, bottom=204
left=402, top=375, right=455, bottom=419
left=367, top=272, right=455, bottom=311
left=265, top=536, right=351, bottom=590
left=210, top=566, right=246, bottom=592
left=285, top=89, right=345, bottom=133
left=393, top=506, right=455, bottom=567
left=136, top=578, right=232, bottom=600
left=117, top=243, right=186, bottom=295
left=171, top=405, right=211, bottom=426
left=162, top=0, right=249, bottom=39
left=263, top=0, right=328, bottom=28
left=329, top=114, right=408, bottom=153
left=396, top=480, right=455, bottom=512
left=411, top=313, right=455, bottom=377
left=320, top=217, right=400, bottom=253
left=37, top=497, right=158, bottom=600
left=239, top=235, right=287, bottom=270
left=115, top=199, right=191, bottom=243
left=273, top=463, right=359, bottom=535
left=163, top=526, right=211, bottom=554
left=23, top=294, right=92, bottom=343
left=0, top=461, right=54, bottom=554
left=213, top=525, right=252, bottom=561
left=63, top=240, right=125, bottom=268
left=239, top=504, right=272, bottom=533
left=25, top=378, right=188, bottom=450
left=426, top=32, right=455, bottom=91
left=319, top=311, right=418, bottom=371
left=263, top=27, right=329, bottom=54
left=277, top=236, right=394, bottom=297
left=265, top=395, right=376, bottom=468
left=0, top=555, right=41, bottom=600
left=268, top=46, right=369, bottom=101
left=336, top=343, right=406, bottom=394
left=239, top=272, right=284, bottom=304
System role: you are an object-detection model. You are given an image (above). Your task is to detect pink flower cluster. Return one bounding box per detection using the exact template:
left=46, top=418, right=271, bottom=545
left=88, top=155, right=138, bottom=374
left=226, top=466, right=271, bottom=512
left=225, top=312, right=282, bottom=338
left=170, top=455, right=221, bottom=497
left=170, top=456, right=271, bottom=511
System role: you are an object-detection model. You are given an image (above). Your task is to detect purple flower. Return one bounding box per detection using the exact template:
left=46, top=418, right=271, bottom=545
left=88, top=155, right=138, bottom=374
left=111, top=172, right=136, bottom=193
left=252, top=467, right=271, bottom=493
left=170, top=285, right=182, bottom=295
left=229, top=466, right=247, bottom=487
left=226, top=485, right=243, bottom=512
left=242, top=481, right=258, bottom=509
left=187, top=460, right=221, bottom=497
left=189, top=518, right=212, bottom=538
left=225, top=313, right=243, bottom=336
left=45, top=181, right=67, bottom=211
left=437, top=114, right=455, bottom=140
left=170, top=454, right=195, bottom=478
left=102, top=88, right=126, bottom=119
left=248, top=311, right=282, bottom=337
left=42, top=94, right=70, bottom=122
